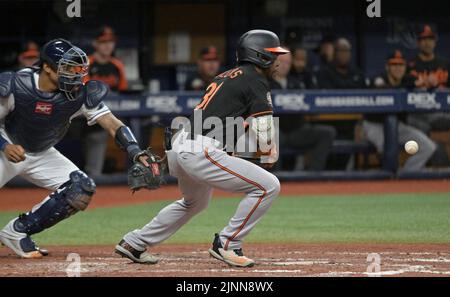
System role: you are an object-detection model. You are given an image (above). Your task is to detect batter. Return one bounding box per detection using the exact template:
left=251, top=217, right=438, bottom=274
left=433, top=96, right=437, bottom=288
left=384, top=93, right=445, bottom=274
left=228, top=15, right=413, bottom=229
left=116, top=30, right=288, bottom=267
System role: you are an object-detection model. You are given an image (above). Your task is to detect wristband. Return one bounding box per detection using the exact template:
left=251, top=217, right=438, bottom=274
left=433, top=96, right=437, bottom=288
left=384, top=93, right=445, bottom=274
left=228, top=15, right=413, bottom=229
left=0, top=135, right=8, bottom=151
left=115, top=126, right=142, bottom=161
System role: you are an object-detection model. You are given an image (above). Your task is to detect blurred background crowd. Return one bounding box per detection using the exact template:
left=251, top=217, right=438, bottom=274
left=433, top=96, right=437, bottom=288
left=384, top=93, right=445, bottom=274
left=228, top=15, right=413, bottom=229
left=1, top=0, right=450, bottom=176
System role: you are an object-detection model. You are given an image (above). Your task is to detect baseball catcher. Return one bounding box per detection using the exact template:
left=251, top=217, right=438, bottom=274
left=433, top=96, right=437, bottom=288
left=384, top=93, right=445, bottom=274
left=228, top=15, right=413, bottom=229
left=0, top=39, right=162, bottom=258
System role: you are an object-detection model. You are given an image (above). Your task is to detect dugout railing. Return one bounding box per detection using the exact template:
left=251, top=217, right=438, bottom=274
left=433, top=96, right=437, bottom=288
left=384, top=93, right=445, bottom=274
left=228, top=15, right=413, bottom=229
left=7, top=89, right=450, bottom=187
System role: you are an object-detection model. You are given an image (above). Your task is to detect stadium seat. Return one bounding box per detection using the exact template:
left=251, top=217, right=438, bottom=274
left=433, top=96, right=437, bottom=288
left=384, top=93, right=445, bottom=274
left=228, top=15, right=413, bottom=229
left=279, top=139, right=377, bottom=171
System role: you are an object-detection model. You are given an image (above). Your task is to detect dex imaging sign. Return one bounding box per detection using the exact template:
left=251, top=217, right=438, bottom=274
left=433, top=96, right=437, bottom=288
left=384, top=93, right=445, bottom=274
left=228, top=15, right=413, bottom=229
left=407, top=93, right=441, bottom=110
left=274, top=94, right=310, bottom=111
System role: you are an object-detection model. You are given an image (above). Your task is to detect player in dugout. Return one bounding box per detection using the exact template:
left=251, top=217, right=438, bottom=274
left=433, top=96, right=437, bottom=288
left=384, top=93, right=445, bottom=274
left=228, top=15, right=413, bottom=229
left=270, top=48, right=336, bottom=171
left=81, top=26, right=129, bottom=176
left=17, top=41, right=40, bottom=70
left=407, top=24, right=450, bottom=167
left=364, top=50, right=436, bottom=172
left=185, top=46, right=221, bottom=91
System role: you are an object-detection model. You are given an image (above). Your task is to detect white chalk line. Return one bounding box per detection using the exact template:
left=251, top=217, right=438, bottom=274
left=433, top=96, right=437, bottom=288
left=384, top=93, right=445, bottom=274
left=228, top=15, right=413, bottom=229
left=4, top=249, right=450, bottom=276
left=407, top=258, right=450, bottom=263
left=316, top=265, right=450, bottom=277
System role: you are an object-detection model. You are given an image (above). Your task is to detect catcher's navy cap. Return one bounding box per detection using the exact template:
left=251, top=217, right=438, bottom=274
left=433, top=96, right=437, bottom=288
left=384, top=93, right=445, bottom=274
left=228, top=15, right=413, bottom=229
left=38, top=38, right=89, bottom=100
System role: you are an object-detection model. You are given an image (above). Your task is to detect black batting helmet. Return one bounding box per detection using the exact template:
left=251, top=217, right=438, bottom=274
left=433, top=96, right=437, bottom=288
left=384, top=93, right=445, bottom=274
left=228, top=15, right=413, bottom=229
left=237, top=30, right=289, bottom=68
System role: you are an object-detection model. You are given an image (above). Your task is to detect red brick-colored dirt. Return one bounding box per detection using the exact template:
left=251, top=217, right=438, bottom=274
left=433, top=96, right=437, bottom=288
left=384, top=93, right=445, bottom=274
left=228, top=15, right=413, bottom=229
left=0, top=243, right=449, bottom=277
left=0, top=180, right=449, bottom=211
left=1, top=180, right=449, bottom=277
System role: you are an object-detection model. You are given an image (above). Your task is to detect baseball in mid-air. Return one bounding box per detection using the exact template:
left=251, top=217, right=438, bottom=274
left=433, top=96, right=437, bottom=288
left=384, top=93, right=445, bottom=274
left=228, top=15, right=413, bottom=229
left=405, top=140, right=419, bottom=155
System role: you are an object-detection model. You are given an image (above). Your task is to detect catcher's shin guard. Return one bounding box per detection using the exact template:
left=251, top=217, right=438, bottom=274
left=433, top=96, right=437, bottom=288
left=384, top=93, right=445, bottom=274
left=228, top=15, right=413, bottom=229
left=0, top=219, right=46, bottom=258
left=13, top=170, right=96, bottom=235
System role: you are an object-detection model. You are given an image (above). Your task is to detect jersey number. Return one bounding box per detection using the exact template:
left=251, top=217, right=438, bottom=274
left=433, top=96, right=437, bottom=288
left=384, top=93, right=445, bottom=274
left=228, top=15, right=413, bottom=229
left=195, top=82, right=223, bottom=110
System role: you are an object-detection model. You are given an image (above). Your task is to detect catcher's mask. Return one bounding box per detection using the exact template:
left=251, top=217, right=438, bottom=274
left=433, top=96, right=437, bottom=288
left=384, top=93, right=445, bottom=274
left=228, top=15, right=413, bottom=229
left=39, top=38, right=89, bottom=101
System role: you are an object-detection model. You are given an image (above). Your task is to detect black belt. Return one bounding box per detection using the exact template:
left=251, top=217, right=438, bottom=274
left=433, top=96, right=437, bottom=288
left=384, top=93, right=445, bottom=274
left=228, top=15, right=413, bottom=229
left=164, top=127, right=172, bottom=150
left=185, top=132, right=226, bottom=151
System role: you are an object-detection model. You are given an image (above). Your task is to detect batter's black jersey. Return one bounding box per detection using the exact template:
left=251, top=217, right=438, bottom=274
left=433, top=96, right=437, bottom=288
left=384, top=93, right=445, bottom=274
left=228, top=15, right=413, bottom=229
left=188, top=64, right=273, bottom=151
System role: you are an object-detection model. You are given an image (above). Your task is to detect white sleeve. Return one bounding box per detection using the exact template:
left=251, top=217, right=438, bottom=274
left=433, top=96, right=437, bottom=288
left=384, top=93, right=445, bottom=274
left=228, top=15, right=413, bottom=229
left=0, top=94, right=15, bottom=122
left=81, top=102, right=111, bottom=126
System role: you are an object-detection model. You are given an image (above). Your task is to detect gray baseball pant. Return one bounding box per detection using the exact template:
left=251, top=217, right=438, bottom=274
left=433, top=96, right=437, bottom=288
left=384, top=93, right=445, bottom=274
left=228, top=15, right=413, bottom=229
left=124, top=132, right=280, bottom=251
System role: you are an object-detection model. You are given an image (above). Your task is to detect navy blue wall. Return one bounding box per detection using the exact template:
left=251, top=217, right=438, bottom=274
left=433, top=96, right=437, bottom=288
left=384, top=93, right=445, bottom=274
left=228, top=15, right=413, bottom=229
left=1, top=0, right=449, bottom=83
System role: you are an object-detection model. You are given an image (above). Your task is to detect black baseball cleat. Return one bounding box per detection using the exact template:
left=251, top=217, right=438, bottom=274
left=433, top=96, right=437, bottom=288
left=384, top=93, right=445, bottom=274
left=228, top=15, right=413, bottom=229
left=115, top=239, right=158, bottom=264
left=208, top=233, right=255, bottom=267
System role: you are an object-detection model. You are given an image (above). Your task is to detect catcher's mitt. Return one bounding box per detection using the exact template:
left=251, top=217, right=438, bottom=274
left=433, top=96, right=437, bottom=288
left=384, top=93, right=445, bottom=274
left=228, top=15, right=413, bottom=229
left=128, top=149, right=165, bottom=192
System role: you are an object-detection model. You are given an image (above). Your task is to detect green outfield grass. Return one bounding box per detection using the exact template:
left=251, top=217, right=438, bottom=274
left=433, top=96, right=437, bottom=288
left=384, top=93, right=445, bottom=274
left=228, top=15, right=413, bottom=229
left=0, top=193, right=449, bottom=245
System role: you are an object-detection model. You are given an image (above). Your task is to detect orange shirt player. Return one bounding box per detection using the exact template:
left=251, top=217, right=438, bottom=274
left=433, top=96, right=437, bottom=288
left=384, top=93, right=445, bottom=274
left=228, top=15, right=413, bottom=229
left=408, top=24, right=450, bottom=90
left=86, top=26, right=128, bottom=92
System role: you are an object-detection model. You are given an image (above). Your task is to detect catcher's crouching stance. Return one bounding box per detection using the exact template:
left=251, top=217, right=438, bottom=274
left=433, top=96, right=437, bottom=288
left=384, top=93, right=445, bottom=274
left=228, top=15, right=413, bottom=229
left=116, top=30, right=287, bottom=267
left=0, top=39, right=162, bottom=258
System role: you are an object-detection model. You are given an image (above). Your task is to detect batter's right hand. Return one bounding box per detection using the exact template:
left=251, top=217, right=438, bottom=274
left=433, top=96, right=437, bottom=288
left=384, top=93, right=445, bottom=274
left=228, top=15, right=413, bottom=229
left=261, top=144, right=278, bottom=169
left=4, top=144, right=26, bottom=163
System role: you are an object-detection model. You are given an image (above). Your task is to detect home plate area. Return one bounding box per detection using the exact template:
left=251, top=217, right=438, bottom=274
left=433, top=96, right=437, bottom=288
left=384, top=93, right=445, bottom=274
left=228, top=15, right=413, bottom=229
left=1, top=243, right=449, bottom=277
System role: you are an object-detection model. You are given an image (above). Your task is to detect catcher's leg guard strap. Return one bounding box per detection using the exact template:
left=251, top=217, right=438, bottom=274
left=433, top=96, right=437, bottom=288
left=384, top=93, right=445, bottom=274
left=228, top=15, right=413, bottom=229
left=14, top=171, right=96, bottom=235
